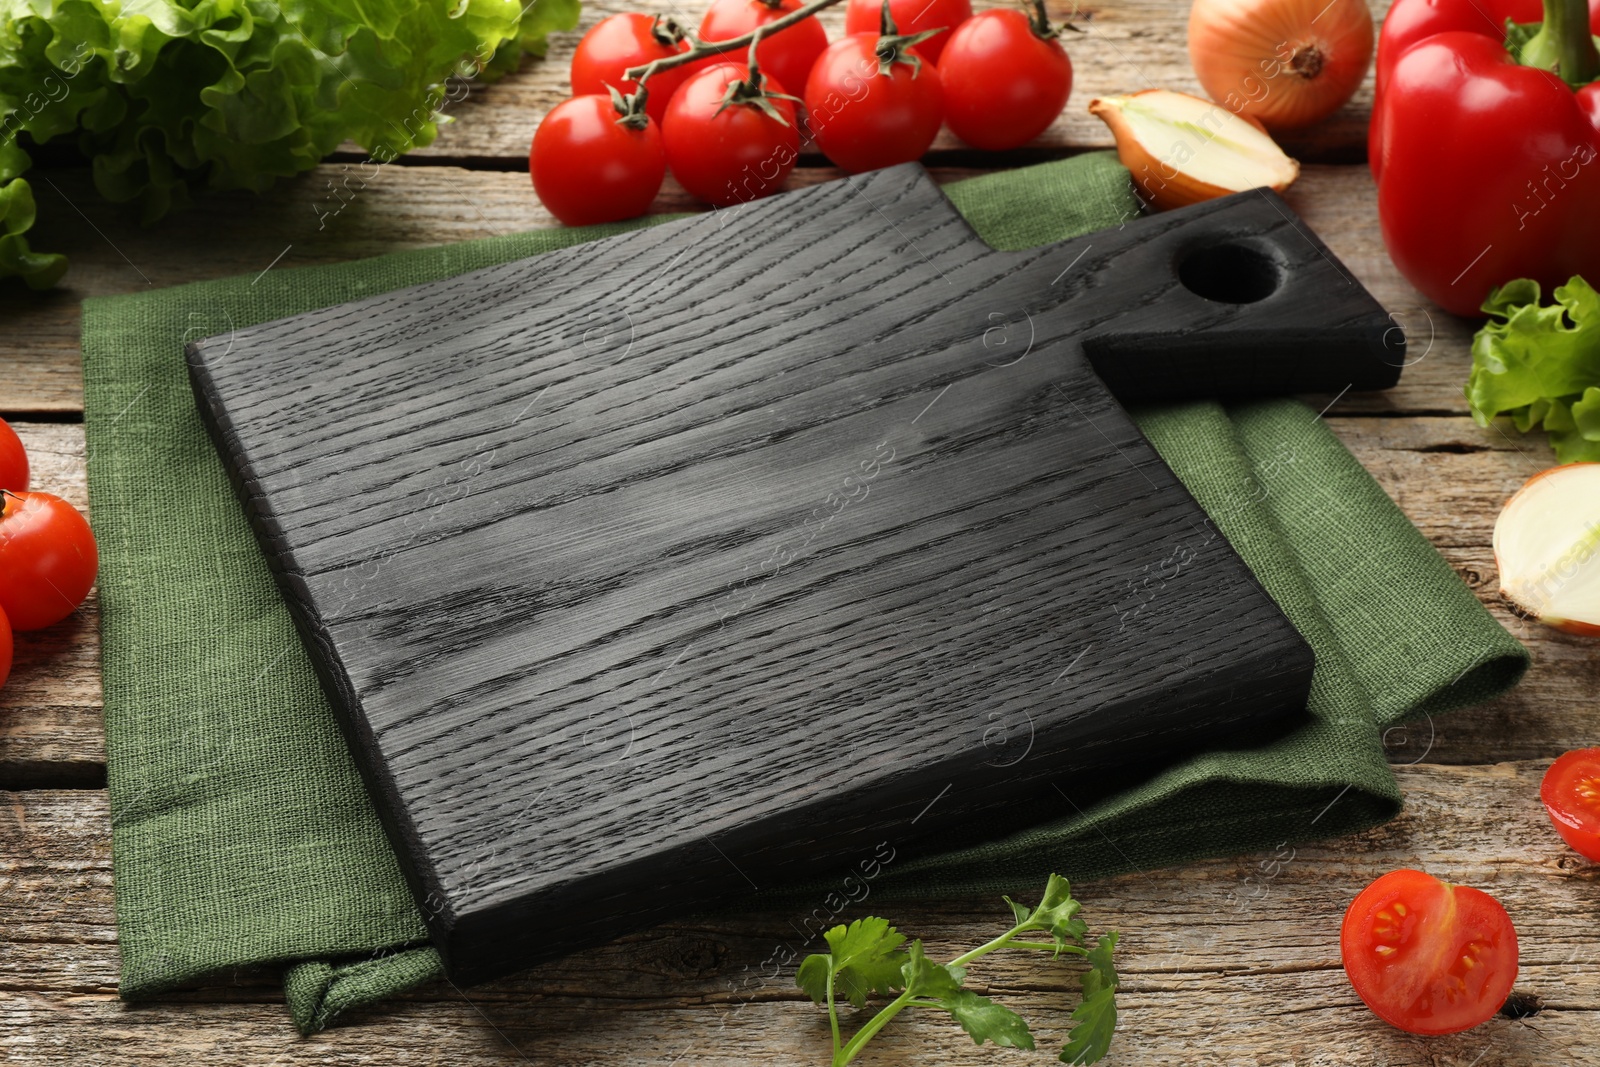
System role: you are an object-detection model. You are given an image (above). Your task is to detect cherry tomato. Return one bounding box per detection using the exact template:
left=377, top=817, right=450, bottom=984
left=804, top=34, right=943, bottom=174
left=938, top=9, right=1071, bottom=151
left=1542, top=748, right=1600, bottom=860
left=844, top=0, right=972, bottom=63
left=0, top=491, right=99, bottom=631
left=698, top=0, right=829, bottom=108
left=570, top=13, right=692, bottom=126
left=1341, top=869, right=1517, bottom=1035
left=531, top=96, right=667, bottom=227
left=0, top=606, right=11, bottom=691
left=0, top=418, right=26, bottom=491
left=663, top=64, right=799, bottom=207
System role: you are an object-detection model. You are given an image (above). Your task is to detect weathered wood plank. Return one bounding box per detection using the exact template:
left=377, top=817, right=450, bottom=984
left=3, top=762, right=1594, bottom=1063
left=6, top=164, right=1470, bottom=417
left=408, top=0, right=1385, bottom=165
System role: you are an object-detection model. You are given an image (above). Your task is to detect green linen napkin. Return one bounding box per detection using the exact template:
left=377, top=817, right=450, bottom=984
left=82, top=152, right=1528, bottom=1034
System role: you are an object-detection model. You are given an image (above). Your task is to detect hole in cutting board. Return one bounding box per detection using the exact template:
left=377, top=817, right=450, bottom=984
left=1178, top=243, right=1281, bottom=304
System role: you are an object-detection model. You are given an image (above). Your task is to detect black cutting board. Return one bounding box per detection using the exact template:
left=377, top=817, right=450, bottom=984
left=188, top=163, right=1400, bottom=984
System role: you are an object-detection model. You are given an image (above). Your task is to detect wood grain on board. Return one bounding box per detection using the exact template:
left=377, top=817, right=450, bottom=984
left=5, top=408, right=1594, bottom=788
left=184, top=165, right=1416, bottom=982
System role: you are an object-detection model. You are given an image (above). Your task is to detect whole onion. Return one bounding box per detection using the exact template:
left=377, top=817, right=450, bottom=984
left=1188, top=0, right=1375, bottom=131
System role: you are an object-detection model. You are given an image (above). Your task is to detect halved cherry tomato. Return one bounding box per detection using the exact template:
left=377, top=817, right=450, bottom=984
left=1341, top=869, right=1517, bottom=1035
left=698, top=0, right=829, bottom=106
left=0, top=490, right=99, bottom=631
left=1542, top=748, right=1600, bottom=861
left=0, top=418, right=26, bottom=491
left=843, top=0, right=972, bottom=63
left=0, top=605, right=12, bottom=691
left=570, top=13, right=692, bottom=126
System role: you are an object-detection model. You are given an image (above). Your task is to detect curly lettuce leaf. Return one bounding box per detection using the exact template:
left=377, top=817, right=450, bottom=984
left=0, top=173, right=66, bottom=288
left=0, top=0, right=580, bottom=287
left=1467, top=276, right=1600, bottom=463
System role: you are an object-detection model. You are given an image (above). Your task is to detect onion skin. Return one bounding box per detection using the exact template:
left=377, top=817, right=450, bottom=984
left=1188, top=0, right=1375, bottom=131
left=1544, top=616, right=1600, bottom=638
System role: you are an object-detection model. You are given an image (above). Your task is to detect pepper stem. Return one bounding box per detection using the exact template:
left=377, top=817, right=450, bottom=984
left=1521, top=0, right=1600, bottom=87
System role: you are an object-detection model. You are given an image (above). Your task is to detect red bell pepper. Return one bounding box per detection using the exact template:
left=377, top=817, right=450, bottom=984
left=1371, top=0, right=1600, bottom=316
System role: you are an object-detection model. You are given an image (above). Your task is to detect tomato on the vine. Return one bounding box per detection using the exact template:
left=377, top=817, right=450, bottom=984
left=0, top=490, right=99, bottom=632
left=939, top=6, right=1072, bottom=150
left=844, top=0, right=972, bottom=63
left=805, top=33, right=943, bottom=174
left=663, top=63, right=799, bottom=207
left=0, top=418, right=26, bottom=491
left=1341, top=869, right=1518, bottom=1035
left=570, top=13, right=692, bottom=125
left=1542, top=748, right=1600, bottom=861
left=531, top=94, right=666, bottom=226
left=699, top=0, right=829, bottom=108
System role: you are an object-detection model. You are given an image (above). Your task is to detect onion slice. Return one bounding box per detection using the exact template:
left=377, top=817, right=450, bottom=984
left=1494, top=464, right=1600, bottom=636
left=1088, top=89, right=1300, bottom=212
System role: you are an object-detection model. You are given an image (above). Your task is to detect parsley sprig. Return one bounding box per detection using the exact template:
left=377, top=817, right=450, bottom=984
left=796, top=874, right=1119, bottom=1065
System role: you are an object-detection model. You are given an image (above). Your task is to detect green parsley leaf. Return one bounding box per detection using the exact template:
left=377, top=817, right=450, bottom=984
left=901, top=938, right=966, bottom=999
left=1060, top=932, right=1120, bottom=1065
left=938, top=988, right=1037, bottom=1049
left=1008, top=872, right=1088, bottom=952
left=794, top=954, right=833, bottom=1007
left=800, top=876, right=1120, bottom=1066
left=796, top=917, right=909, bottom=1009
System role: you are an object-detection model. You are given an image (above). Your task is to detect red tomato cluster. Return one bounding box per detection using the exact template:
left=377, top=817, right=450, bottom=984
left=530, top=1, right=1075, bottom=225
left=0, top=417, right=100, bottom=692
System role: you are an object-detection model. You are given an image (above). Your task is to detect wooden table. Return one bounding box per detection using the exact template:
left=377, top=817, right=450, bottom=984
left=4, top=1, right=1597, bottom=1063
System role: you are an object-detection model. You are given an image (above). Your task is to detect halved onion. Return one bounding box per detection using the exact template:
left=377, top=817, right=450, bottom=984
left=1088, top=89, right=1300, bottom=212
left=1494, top=464, right=1600, bottom=636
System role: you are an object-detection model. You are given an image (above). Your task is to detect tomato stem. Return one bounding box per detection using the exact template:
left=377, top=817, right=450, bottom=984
left=606, top=84, right=652, bottom=129
left=866, top=0, right=944, bottom=77
left=710, top=27, right=805, bottom=126
left=648, top=14, right=688, bottom=50
left=1027, top=0, right=1084, bottom=39
left=622, top=0, right=848, bottom=82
